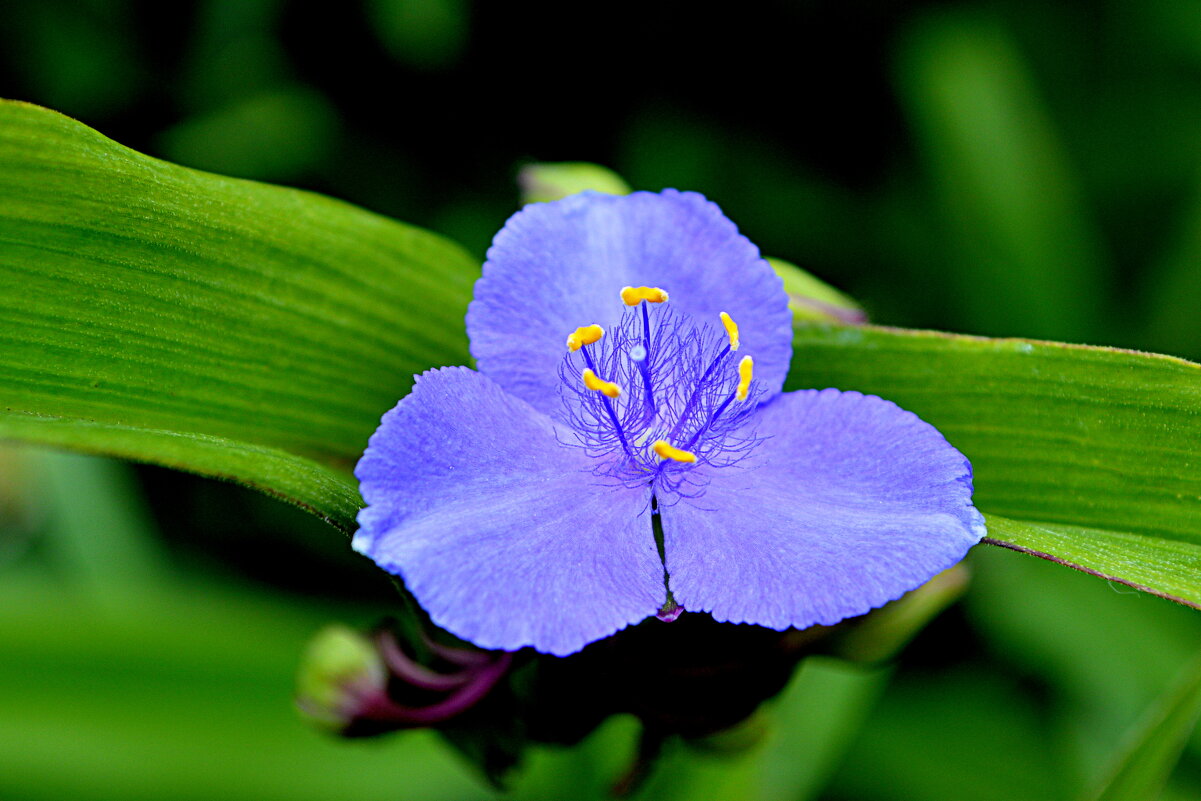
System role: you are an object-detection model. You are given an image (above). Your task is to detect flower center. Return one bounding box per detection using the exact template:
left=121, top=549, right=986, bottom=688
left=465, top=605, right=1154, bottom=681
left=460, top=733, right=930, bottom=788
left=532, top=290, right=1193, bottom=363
left=559, top=287, right=762, bottom=499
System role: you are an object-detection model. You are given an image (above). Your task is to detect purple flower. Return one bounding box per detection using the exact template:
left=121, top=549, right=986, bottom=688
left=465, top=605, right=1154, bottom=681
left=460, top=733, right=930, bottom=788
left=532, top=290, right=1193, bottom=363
left=353, top=190, right=986, bottom=657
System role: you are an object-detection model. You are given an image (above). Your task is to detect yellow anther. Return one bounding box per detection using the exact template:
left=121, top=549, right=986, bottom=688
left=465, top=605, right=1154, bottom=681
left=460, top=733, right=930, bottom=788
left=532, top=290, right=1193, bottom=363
left=736, top=356, right=753, bottom=401
left=566, top=324, right=604, bottom=352
left=652, top=440, right=697, bottom=463
left=582, top=368, right=621, bottom=398
left=719, top=311, right=740, bottom=351
left=620, top=286, right=670, bottom=306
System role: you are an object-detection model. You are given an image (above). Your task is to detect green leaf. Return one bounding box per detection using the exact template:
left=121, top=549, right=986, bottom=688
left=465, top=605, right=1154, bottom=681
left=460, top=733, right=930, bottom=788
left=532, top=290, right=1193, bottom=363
left=788, top=323, right=1201, bottom=607
left=0, top=577, right=496, bottom=801
left=1144, top=176, right=1201, bottom=361
left=753, top=658, right=891, bottom=801
left=1087, top=650, right=1201, bottom=801
left=0, top=415, right=363, bottom=531
left=613, top=659, right=890, bottom=801
left=0, top=450, right=495, bottom=801
left=829, top=670, right=1068, bottom=801
left=36, top=450, right=171, bottom=605
left=834, top=565, right=970, bottom=664
left=0, top=100, right=480, bottom=532
left=5, top=104, right=1201, bottom=611
left=983, top=517, right=1201, bottom=610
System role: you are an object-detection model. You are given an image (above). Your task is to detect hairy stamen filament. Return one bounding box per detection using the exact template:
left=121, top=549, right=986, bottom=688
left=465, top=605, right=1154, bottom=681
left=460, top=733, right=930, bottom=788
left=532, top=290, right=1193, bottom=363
left=580, top=346, right=634, bottom=460
left=636, top=301, right=656, bottom=410
left=663, top=343, right=731, bottom=444
left=560, top=292, right=762, bottom=493
left=682, top=393, right=735, bottom=452
left=682, top=358, right=752, bottom=451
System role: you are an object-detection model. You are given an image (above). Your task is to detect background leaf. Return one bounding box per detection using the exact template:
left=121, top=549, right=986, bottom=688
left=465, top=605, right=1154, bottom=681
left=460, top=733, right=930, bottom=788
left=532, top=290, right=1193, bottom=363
left=0, top=451, right=492, bottom=801
left=896, top=10, right=1107, bottom=342
left=1088, top=649, right=1201, bottom=801
left=0, top=100, right=479, bottom=531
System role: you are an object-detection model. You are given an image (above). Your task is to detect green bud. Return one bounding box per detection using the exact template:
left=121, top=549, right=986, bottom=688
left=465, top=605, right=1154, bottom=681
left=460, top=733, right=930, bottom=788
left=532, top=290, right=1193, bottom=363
left=518, top=162, right=632, bottom=205
left=768, top=257, right=867, bottom=325
left=296, top=624, right=387, bottom=731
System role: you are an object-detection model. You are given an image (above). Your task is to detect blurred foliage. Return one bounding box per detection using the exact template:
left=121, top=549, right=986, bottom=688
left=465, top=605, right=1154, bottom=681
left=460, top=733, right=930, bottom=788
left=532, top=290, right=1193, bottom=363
left=1088, top=649, right=1201, bottom=801
left=2, top=0, right=1201, bottom=799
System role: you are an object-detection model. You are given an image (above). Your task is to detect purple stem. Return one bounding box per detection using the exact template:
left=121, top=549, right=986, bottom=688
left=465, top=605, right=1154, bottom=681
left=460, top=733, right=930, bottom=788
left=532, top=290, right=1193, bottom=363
left=356, top=652, right=513, bottom=726
left=377, top=632, right=469, bottom=691
left=417, top=630, right=495, bottom=667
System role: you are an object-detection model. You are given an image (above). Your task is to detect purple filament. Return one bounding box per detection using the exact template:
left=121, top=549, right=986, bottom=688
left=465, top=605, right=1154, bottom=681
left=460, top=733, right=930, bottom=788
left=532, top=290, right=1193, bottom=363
left=558, top=303, right=764, bottom=500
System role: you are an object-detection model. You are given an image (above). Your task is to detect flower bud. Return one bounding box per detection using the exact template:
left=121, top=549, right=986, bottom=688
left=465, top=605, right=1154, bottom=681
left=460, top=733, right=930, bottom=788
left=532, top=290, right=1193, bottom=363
left=518, top=162, right=630, bottom=205
left=768, top=256, right=868, bottom=324
left=296, top=625, right=388, bottom=732
left=296, top=622, right=512, bottom=737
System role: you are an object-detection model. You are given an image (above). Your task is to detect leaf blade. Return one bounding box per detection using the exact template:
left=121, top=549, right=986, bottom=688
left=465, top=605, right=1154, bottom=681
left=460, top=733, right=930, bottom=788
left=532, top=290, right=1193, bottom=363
left=983, top=517, right=1201, bottom=610
left=0, top=100, right=477, bottom=465
left=0, top=100, right=484, bottom=526
left=0, top=413, right=361, bottom=532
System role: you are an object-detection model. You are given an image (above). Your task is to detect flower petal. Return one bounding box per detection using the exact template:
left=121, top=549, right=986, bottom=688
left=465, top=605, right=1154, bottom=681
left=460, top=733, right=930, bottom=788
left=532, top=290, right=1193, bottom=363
left=660, top=389, right=986, bottom=630
left=353, top=366, right=664, bottom=656
left=468, top=190, right=793, bottom=417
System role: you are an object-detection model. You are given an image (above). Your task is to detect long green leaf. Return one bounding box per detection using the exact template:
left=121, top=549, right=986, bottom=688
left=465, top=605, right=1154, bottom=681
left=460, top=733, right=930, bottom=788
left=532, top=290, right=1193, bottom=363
left=789, top=323, right=1201, bottom=606
left=0, top=414, right=361, bottom=531
left=5, top=103, right=1201, bottom=607
left=983, top=517, right=1201, bottom=609
left=0, top=100, right=478, bottom=530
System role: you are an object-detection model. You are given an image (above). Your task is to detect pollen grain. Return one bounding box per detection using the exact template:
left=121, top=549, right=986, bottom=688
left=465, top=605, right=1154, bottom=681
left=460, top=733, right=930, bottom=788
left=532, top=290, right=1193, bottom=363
left=621, top=286, right=670, bottom=306
left=736, top=356, right=753, bottom=401
left=719, top=311, right=740, bottom=351
left=566, top=324, right=604, bottom=352
left=582, top=368, right=622, bottom=398
left=652, top=440, right=697, bottom=463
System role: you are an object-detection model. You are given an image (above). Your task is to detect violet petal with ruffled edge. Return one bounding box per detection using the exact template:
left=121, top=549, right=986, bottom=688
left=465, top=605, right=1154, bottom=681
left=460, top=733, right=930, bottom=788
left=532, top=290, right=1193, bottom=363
left=353, top=190, right=985, bottom=657
left=660, top=388, right=987, bottom=629
left=468, top=190, right=794, bottom=418
left=354, top=366, right=663, bottom=657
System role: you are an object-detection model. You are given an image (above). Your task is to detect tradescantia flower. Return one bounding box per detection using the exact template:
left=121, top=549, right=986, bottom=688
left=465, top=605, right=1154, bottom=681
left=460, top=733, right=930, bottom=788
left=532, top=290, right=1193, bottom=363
left=352, top=190, right=986, bottom=657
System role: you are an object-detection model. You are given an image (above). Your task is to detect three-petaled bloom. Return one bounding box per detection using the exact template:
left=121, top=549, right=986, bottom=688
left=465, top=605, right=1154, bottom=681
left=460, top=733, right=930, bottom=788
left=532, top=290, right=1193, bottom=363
left=353, top=190, right=986, bottom=657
